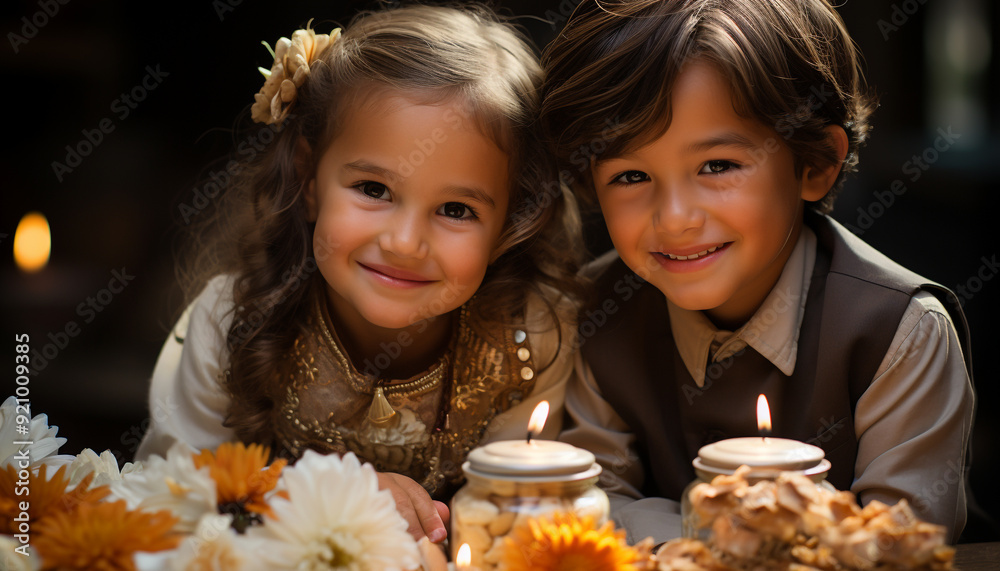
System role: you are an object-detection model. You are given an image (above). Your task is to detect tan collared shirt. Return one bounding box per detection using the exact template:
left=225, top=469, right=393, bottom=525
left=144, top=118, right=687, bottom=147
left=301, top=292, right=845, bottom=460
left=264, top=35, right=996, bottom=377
left=561, top=227, right=974, bottom=544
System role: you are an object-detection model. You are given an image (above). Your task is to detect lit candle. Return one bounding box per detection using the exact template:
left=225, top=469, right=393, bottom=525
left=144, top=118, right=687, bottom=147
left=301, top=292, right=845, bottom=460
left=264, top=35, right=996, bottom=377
left=463, top=401, right=598, bottom=477
left=756, top=393, right=772, bottom=438
left=13, top=211, right=51, bottom=273
left=692, top=394, right=830, bottom=478
left=452, top=401, right=607, bottom=569
left=454, top=543, right=474, bottom=571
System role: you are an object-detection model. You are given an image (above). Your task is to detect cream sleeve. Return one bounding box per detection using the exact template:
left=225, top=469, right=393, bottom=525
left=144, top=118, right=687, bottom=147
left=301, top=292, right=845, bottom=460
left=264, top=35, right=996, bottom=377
left=852, top=291, right=974, bottom=543
left=135, top=275, right=237, bottom=460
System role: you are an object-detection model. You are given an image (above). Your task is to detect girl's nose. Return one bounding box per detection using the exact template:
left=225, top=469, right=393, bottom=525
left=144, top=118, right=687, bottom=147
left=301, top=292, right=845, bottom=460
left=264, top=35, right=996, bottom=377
left=379, top=209, right=429, bottom=259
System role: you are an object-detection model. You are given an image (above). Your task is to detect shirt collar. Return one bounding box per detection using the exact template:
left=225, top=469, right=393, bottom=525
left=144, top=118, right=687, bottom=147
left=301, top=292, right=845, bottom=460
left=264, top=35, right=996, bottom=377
left=667, top=226, right=816, bottom=387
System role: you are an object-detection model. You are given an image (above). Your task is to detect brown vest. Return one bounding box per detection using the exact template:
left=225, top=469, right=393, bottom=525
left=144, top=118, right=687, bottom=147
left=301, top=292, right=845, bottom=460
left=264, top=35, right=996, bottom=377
left=581, top=212, right=972, bottom=499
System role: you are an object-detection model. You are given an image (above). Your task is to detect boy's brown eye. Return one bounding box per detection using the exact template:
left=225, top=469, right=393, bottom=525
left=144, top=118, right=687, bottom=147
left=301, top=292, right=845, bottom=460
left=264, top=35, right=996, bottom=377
left=701, top=160, right=737, bottom=174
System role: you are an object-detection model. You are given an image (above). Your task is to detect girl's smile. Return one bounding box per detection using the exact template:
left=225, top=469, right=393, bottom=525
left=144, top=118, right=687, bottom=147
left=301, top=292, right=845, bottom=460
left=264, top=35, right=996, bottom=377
left=358, top=261, right=436, bottom=289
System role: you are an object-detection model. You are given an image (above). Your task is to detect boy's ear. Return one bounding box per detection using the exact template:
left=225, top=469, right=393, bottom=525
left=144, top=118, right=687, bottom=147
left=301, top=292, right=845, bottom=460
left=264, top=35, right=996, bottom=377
left=296, top=137, right=319, bottom=222
left=800, top=125, right=849, bottom=202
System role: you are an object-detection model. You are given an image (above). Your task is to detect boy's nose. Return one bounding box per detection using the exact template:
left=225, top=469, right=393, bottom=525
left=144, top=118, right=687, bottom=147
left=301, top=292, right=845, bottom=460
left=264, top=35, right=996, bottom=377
left=654, top=187, right=706, bottom=236
left=379, top=210, right=430, bottom=259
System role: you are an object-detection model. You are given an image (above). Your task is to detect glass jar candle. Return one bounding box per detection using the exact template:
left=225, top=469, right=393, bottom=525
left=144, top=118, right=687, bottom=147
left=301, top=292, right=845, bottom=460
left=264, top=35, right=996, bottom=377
left=450, top=440, right=609, bottom=570
left=681, top=437, right=832, bottom=540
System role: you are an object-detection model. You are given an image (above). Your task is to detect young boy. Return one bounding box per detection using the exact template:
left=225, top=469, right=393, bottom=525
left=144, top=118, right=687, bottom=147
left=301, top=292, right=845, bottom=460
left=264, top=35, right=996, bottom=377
left=539, top=0, right=975, bottom=545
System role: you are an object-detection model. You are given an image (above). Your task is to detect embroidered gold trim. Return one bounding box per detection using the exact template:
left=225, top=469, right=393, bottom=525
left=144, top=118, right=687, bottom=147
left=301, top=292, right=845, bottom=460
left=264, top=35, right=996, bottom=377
left=312, top=292, right=445, bottom=399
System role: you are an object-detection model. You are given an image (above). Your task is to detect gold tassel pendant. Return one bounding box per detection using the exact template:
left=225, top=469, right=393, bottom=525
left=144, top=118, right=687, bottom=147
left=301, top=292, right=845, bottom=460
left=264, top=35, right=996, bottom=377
left=367, top=386, right=400, bottom=429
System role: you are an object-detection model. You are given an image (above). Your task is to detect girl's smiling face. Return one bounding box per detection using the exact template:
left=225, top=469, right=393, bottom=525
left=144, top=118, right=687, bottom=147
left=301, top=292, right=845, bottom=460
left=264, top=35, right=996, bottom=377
left=304, top=90, right=510, bottom=331
left=592, top=59, right=832, bottom=329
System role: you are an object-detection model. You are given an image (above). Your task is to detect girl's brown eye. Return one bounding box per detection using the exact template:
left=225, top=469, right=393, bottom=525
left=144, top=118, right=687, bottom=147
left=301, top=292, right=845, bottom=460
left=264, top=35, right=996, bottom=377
left=438, top=202, right=477, bottom=220
left=612, top=170, right=649, bottom=185
left=357, top=182, right=389, bottom=199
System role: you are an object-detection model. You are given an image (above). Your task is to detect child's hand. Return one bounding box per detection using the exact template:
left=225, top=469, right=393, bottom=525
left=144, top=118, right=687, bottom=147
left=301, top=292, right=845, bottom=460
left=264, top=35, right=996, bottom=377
left=377, top=471, right=449, bottom=543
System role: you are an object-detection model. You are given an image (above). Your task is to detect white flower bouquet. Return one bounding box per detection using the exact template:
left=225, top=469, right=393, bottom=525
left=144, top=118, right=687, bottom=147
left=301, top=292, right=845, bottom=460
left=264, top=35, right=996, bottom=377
left=0, top=396, right=434, bottom=571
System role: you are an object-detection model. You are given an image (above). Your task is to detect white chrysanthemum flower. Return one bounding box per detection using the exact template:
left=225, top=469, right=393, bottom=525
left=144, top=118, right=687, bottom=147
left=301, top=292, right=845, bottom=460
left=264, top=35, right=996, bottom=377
left=109, top=442, right=216, bottom=533
left=0, top=396, right=73, bottom=471
left=134, top=513, right=245, bottom=571
left=66, top=448, right=142, bottom=489
left=242, top=450, right=419, bottom=571
left=170, top=513, right=245, bottom=571
left=0, top=534, right=40, bottom=571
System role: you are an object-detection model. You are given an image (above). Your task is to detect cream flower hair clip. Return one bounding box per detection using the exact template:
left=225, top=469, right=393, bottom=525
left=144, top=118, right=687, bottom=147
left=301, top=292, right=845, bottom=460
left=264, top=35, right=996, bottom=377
left=251, top=22, right=340, bottom=125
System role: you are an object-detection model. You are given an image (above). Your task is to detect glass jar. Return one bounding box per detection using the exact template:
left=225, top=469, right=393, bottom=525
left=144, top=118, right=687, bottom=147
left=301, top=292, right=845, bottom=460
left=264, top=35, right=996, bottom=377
left=680, top=437, right=832, bottom=540
left=451, top=440, right=609, bottom=570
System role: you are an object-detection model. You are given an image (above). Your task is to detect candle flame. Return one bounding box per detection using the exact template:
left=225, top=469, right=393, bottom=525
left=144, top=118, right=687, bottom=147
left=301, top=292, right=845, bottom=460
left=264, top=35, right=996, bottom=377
left=527, top=400, right=550, bottom=442
left=756, top=394, right=772, bottom=433
left=13, top=212, right=51, bottom=273
left=456, top=543, right=471, bottom=567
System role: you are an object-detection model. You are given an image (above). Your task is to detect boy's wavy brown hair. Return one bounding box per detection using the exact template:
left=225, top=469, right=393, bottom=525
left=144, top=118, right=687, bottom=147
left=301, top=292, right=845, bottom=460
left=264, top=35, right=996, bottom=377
left=179, top=4, right=582, bottom=445
left=539, top=0, right=877, bottom=213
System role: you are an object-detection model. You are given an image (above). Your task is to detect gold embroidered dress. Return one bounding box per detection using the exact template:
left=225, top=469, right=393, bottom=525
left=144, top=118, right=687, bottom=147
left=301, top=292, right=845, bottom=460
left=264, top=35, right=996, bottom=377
left=272, top=291, right=537, bottom=497
left=135, top=275, right=573, bottom=502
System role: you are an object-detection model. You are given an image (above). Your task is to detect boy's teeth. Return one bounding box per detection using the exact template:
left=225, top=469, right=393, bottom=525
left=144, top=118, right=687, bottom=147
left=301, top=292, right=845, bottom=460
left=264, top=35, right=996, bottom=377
left=667, top=245, right=719, bottom=261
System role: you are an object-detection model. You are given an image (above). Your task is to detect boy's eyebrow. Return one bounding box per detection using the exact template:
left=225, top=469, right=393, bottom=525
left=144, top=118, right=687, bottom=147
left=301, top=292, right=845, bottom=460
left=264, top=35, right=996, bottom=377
left=687, top=133, right=758, bottom=153
left=344, top=160, right=401, bottom=181
left=443, top=185, right=497, bottom=210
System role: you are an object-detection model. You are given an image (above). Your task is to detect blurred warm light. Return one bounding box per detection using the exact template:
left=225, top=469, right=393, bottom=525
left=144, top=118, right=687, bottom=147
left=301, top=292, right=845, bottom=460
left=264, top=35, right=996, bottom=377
left=456, top=543, right=471, bottom=568
left=527, top=400, right=550, bottom=439
left=13, top=211, right=51, bottom=273
left=756, top=394, right=772, bottom=433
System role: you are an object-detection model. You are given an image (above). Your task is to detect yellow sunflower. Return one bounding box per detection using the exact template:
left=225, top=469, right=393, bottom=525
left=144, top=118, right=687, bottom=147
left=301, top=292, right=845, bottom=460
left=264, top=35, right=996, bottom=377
left=192, top=442, right=287, bottom=531
left=498, top=512, right=653, bottom=571
left=0, top=464, right=109, bottom=534
left=33, top=499, right=180, bottom=571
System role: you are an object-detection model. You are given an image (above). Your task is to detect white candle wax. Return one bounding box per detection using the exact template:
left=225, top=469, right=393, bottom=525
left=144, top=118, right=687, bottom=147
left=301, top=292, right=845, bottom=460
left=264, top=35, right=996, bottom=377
left=694, top=436, right=830, bottom=480
left=464, top=439, right=598, bottom=479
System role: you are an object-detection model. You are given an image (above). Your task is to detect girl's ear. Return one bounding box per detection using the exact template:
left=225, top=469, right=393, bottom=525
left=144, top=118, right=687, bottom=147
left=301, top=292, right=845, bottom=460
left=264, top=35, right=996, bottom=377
left=800, top=125, right=849, bottom=202
left=296, top=137, right=319, bottom=222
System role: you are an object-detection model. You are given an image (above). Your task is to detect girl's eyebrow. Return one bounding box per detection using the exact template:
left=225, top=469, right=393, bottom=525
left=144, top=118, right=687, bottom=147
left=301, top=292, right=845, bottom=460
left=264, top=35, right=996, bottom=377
left=344, top=160, right=400, bottom=181
left=443, top=185, right=497, bottom=210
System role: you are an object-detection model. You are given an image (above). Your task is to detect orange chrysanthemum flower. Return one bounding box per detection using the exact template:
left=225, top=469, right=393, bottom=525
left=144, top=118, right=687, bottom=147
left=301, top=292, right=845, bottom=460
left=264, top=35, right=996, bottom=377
left=193, top=442, right=287, bottom=530
left=0, top=464, right=109, bottom=534
left=499, top=512, right=653, bottom=571
left=33, top=499, right=180, bottom=571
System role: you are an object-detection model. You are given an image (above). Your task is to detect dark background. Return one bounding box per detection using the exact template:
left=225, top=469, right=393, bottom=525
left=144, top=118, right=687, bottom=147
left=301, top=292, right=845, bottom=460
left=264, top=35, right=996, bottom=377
left=2, top=0, right=997, bottom=540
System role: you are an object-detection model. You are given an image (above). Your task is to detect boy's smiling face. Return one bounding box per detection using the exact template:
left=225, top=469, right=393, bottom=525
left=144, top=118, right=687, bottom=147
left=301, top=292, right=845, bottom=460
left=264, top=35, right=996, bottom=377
left=592, top=59, right=831, bottom=329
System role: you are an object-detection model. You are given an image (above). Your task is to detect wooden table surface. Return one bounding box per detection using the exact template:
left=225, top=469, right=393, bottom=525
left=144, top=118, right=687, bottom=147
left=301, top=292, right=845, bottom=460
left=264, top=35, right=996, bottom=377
left=954, top=542, right=1000, bottom=570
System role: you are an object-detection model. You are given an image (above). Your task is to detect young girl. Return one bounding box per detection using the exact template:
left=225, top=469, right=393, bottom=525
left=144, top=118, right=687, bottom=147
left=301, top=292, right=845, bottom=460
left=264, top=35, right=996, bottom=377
left=137, top=4, right=582, bottom=544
